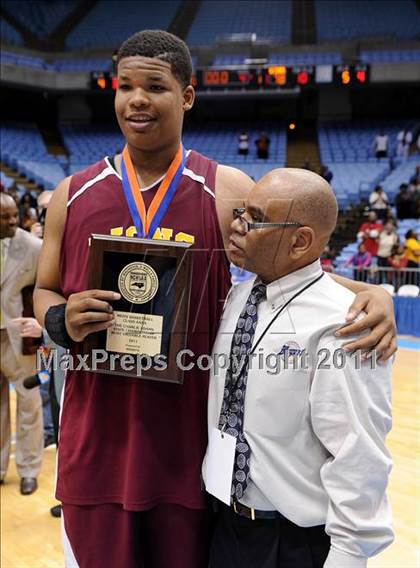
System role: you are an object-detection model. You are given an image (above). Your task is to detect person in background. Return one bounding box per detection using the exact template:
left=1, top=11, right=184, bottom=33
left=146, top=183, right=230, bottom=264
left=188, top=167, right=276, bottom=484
left=357, top=210, right=383, bottom=258
left=204, top=168, right=393, bottom=568
left=373, top=130, right=389, bottom=159
left=319, top=164, right=333, bottom=183
left=376, top=221, right=399, bottom=284
left=404, top=229, right=420, bottom=286
left=21, top=206, right=38, bottom=232
left=395, top=183, right=416, bottom=220
left=396, top=129, right=405, bottom=157
left=255, top=133, right=270, bottom=160
left=0, top=193, right=43, bottom=495
left=403, top=130, right=413, bottom=158
left=346, top=243, right=372, bottom=282
left=369, top=185, right=389, bottom=222
left=409, top=165, right=420, bottom=186
left=19, top=190, right=37, bottom=210
left=388, top=244, right=408, bottom=289
left=238, top=132, right=249, bottom=156
left=320, top=244, right=335, bottom=272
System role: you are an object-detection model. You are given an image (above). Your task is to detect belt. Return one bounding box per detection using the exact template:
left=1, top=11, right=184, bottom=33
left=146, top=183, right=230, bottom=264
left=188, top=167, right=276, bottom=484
left=232, top=501, right=286, bottom=521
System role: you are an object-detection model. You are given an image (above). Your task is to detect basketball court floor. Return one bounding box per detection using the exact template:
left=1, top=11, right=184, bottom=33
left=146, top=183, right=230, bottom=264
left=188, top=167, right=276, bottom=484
left=1, top=337, right=419, bottom=568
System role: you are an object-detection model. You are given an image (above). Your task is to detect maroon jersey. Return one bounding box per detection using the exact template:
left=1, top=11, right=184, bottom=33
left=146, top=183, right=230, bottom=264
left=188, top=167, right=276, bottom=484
left=57, top=151, right=230, bottom=510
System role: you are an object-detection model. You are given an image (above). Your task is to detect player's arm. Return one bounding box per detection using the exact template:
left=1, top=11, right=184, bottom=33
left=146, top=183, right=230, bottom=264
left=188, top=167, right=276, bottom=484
left=33, top=177, right=119, bottom=344
left=329, top=274, right=397, bottom=362
left=215, top=165, right=255, bottom=256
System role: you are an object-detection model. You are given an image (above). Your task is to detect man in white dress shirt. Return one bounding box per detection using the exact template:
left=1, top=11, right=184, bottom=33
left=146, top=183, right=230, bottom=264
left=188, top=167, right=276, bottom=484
left=203, top=169, right=393, bottom=568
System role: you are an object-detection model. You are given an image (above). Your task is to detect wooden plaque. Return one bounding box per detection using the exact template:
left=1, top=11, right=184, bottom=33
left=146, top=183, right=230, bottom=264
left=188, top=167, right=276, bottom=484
left=81, top=234, right=193, bottom=384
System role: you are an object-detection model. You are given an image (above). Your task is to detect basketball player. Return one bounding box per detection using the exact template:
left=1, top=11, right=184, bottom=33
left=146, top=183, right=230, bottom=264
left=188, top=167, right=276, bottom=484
left=34, top=30, right=397, bottom=568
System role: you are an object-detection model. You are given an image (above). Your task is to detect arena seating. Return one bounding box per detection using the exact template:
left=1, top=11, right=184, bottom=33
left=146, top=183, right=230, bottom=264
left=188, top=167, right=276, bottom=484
left=211, top=54, right=250, bottom=67
left=0, top=17, right=23, bottom=46
left=318, top=120, right=420, bottom=207
left=1, top=50, right=46, bottom=70
left=2, top=0, right=78, bottom=39
left=382, top=157, right=420, bottom=199
left=319, top=120, right=418, bottom=163
left=186, top=0, right=291, bottom=46
left=66, top=0, right=181, bottom=49
left=268, top=52, right=342, bottom=65
left=1, top=123, right=66, bottom=190
left=182, top=124, right=287, bottom=179
left=60, top=124, right=124, bottom=174
left=316, top=0, right=420, bottom=42
left=60, top=123, right=287, bottom=180
left=360, top=49, right=420, bottom=64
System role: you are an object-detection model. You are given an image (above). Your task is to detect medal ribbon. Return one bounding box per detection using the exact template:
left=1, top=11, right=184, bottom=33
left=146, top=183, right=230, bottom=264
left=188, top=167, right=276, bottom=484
left=121, top=143, right=186, bottom=238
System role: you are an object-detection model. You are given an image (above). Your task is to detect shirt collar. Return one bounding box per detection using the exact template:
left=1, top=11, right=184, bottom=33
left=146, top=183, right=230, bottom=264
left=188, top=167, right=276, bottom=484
left=255, top=259, right=323, bottom=311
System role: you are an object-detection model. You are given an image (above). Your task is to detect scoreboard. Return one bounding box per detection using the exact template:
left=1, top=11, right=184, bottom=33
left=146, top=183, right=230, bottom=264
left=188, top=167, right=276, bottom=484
left=91, top=64, right=369, bottom=91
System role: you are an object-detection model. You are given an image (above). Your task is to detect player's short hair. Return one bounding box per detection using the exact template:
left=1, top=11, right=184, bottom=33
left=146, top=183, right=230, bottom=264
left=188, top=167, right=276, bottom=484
left=117, top=30, right=192, bottom=88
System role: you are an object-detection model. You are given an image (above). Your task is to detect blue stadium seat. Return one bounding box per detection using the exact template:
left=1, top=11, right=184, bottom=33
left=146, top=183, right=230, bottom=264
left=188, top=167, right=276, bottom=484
left=360, top=49, right=420, bottom=63
left=187, top=0, right=291, bottom=46
left=268, top=52, right=342, bottom=65
left=2, top=1, right=78, bottom=39
left=1, top=123, right=66, bottom=190
left=66, top=0, right=181, bottom=50
left=1, top=17, right=24, bottom=46
left=316, top=0, right=420, bottom=42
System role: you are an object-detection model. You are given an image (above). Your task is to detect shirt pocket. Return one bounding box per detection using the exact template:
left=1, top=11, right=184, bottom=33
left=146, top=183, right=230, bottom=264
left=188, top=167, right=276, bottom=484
left=244, top=370, right=309, bottom=438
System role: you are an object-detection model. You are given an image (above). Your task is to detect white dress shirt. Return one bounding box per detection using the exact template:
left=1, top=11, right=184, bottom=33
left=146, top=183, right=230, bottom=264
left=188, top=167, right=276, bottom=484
left=203, top=259, right=393, bottom=568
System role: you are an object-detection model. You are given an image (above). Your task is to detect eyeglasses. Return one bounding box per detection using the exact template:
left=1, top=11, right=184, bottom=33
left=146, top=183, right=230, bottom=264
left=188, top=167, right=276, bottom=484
left=232, top=208, right=303, bottom=233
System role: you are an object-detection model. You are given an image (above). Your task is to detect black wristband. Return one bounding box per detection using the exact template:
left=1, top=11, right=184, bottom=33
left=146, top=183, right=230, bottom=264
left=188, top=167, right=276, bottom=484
left=44, top=304, right=74, bottom=349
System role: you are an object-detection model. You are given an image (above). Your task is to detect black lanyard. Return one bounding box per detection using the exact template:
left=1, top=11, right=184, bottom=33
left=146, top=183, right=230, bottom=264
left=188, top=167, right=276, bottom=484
left=222, top=272, right=325, bottom=421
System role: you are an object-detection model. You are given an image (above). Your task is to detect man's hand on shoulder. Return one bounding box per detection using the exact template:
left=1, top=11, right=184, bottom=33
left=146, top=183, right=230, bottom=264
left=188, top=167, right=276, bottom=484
left=215, top=165, right=255, bottom=255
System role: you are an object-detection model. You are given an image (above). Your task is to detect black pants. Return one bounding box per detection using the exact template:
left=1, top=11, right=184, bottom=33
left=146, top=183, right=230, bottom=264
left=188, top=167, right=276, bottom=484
left=210, top=505, right=330, bottom=568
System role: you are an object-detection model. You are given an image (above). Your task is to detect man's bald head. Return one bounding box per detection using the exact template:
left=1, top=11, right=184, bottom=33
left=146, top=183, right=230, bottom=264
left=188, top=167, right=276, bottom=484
left=0, top=192, right=16, bottom=208
left=254, top=168, right=338, bottom=249
left=228, top=168, right=338, bottom=282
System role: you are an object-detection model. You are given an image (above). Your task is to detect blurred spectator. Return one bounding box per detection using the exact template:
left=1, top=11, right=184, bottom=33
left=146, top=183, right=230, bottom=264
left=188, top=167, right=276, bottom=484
left=237, top=131, right=249, bottom=156
left=403, top=130, right=413, bottom=157
left=396, top=129, right=405, bottom=157
left=255, top=133, right=270, bottom=159
left=409, top=165, right=420, bottom=186
left=404, top=229, right=420, bottom=285
left=395, top=183, right=416, bottom=219
left=21, top=207, right=38, bottom=232
left=320, top=164, right=333, bottom=183
left=19, top=191, right=37, bottom=210
left=369, top=185, right=389, bottom=221
left=377, top=221, right=399, bottom=283
left=320, top=244, right=335, bottom=272
left=357, top=211, right=383, bottom=257
left=373, top=131, right=388, bottom=159
left=345, top=243, right=372, bottom=282
left=388, top=244, right=408, bottom=288
left=0, top=193, right=43, bottom=495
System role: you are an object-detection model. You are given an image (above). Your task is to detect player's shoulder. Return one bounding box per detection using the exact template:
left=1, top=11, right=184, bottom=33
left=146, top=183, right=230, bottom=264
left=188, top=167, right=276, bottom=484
left=215, top=163, right=255, bottom=202
left=315, top=272, right=357, bottom=313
